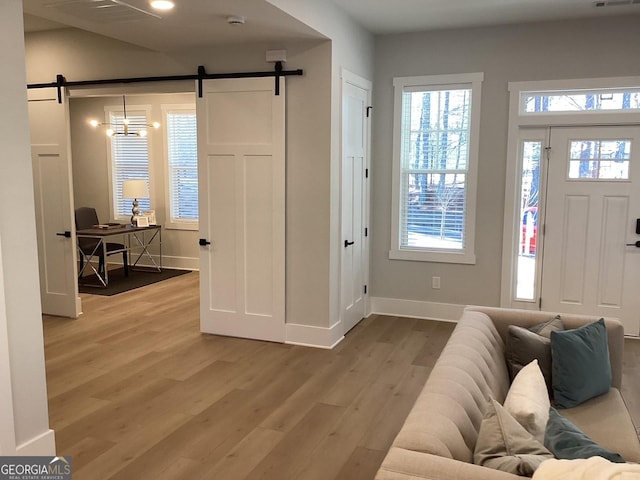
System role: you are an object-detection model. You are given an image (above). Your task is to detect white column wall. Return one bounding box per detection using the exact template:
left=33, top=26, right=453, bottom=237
left=0, top=0, right=55, bottom=455
left=266, top=0, right=375, bottom=335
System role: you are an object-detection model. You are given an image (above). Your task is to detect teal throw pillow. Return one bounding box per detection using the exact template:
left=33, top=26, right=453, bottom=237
left=545, top=407, right=625, bottom=463
left=550, top=319, right=611, bottom=409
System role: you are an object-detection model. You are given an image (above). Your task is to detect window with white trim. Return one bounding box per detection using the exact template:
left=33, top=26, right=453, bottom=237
left=391, top=73, right=483, bottom=264
left=108, top=108, right=151, bottom=220
left=164, top=106, right=198, bottom=229
left=521, top=87, right=640, bottom=114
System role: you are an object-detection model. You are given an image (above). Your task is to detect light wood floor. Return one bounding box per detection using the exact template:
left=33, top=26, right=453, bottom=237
left=43, top=271, right=456, bottom=480
left=43, top=272, right=640, bottom=479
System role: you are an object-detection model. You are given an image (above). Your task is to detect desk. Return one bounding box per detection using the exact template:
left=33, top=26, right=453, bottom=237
left=76, top=224, right=162, bottom=287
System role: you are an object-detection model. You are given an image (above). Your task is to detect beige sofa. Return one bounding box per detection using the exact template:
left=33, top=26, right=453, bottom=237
left=375, top=306, right=640, bottom=480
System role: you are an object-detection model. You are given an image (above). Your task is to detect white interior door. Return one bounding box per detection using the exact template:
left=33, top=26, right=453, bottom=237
left=341, top=75, right=370, bottom=334
left=28, top=90, right=80, bottom=318
left=541, top=125, right=640, bottom=335
left=197, top=77, right=285, bottom=342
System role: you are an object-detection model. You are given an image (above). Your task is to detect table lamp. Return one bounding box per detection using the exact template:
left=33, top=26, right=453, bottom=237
left=122, top=179, right=149, bottom=225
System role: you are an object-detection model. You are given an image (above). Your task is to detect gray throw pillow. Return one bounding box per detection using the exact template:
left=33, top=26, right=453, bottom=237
left=474, top=398, right=553, bottom=476
left=505, top=315, right=564, bottom=396
left=545, top=407, right=625, bottom=462
left=550, top=318, right=611, bottom=409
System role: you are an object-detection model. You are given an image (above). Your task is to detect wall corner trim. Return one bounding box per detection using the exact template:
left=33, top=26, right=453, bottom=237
left=13, top=429, right=56, bottom=457
left=285, top=321, right=344, bottom=349
left=369, top=297, right=464, bottom=323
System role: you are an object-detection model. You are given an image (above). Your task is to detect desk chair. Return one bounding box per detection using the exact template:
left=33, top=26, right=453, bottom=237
left=75, top=207, right=128, bottom=278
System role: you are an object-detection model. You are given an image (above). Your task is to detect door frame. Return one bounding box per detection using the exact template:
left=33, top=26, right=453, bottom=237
left=28, top=83, right=197, bottom=319
left=340, top=69, right=372, bottom=332
left=501, top=76, right=640, bottom=311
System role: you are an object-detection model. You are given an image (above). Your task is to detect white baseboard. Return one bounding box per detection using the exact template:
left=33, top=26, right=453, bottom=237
left=14, top=429, right=56, bottom=456
left=285, top=321, right=344, bottom=349
left=369, top=297, right=464, bottom=323
left=148, top=255, right=199, bottom=271
left=108, top=255, right=199, bottom=271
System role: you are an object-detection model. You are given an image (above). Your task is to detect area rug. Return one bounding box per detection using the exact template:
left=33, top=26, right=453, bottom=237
left=78, top=267, right=191, bottom=296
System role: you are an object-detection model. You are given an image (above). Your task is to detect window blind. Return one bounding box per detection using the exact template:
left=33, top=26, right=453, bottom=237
left=166, top=111, right=198, bottom=222
left=399, top=88, right=471, bottom=251
left=110, top=112, right=151, bottom=217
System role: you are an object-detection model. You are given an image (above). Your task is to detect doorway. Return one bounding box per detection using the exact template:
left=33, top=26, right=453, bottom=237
left=502, top=78, right=640, bottom=336
left=541, top=125, right=640, bottom=334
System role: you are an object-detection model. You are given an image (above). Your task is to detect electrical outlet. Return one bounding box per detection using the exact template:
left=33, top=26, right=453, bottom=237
left=432, top=276, right=441, bottom=289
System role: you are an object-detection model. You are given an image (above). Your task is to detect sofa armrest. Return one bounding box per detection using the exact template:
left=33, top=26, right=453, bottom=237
left=464, top=306, right=624, bottom=390
left=376, top=448, right=522, bottom=480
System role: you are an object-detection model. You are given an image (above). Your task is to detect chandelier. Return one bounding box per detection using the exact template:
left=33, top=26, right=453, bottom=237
left=89, top=95, right=160, bottom=137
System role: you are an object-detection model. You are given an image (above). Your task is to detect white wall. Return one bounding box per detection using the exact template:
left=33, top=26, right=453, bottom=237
left=0, top=0, right=55, bottom=455
left=266, top=0, right=375, bottom=330
left=25, top=28, right=335, bottom=330
left=70, top=93, right=199, bottom=270
left=371, top=15, right=640, bottom=315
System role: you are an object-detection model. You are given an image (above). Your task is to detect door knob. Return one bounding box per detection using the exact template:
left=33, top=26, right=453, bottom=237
left=199, top=238, right=211, bottom=246
left=56, top=231, right=71, bottom=238
left=344, top=240, right=355, bottom=248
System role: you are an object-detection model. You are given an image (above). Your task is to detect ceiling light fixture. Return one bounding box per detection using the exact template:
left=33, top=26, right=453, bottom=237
left=88, top=95, right=160, bottom=138
left=150, top=0, right=175, bottom=11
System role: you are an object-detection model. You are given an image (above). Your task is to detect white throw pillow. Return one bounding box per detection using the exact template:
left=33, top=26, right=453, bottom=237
left=503, top=359, right=550, bottom=443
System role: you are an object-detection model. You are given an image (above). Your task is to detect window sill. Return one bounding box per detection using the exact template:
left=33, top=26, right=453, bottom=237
left=164, top=222, right=199, bottom=232
left=389, top=248, right=476, bottom=264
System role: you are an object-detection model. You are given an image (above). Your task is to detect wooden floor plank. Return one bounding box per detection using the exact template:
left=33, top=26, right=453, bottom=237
left=333, top=447, right=388, bottom=480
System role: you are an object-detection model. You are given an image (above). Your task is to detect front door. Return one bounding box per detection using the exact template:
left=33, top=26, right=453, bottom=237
left=28, top=89, right=81, bottom=318
left=197, top=77, right=285, bottom=342
left=541, top=125, right=640, bottom=335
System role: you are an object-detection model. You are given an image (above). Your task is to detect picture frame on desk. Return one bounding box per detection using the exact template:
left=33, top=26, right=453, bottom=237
left=142, top=210, right=156, bottom=225
left=135, top=216, right=150, bottom=227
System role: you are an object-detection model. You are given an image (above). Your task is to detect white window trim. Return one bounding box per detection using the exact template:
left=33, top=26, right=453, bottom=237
left=501, top=75, right=640, bottom=309
left=105, top=104, right=153, bottom=223
left=390, top=72, right=483, bottom=264
left=161, top=104, right=198, bottom=231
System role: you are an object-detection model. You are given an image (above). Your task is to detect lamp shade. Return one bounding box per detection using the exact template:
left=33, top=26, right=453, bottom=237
left=122, top=179, right=149, bottom=199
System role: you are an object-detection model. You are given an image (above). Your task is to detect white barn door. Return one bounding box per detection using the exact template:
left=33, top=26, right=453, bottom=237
left=197, top=78, right=285, bottom=342
left=28, top=90, right=80, bottom=318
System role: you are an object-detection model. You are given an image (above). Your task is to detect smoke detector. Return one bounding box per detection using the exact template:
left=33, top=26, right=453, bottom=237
left=227, top=15, right=246, bottom=25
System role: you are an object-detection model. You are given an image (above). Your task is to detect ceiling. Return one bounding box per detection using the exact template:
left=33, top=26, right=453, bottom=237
left=333, top=0, right=640, bottom=34
left=22, top=0, right=325, bottom=51
left=23, top=0, right=640, bottom=52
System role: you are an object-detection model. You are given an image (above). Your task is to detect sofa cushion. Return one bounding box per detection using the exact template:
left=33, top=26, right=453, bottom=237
left=474, top=398, right=552, bottom=476
left=505, top=315, right=563, bottom=395
left=544, top=407, right=625, bottom=462
left=550, top=319, right=611, bottom=409
left=503, top=359, right=550, bottom=443
left=377, top=447, right=524, bottom=480
left=561, top=388, right=640, bottom=464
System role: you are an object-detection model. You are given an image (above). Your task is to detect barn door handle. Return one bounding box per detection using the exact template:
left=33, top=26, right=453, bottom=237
left=56, top=231, right=71, bottom=238
left=199, top=238, right=211, bottom=246
left=344, top=240, right=355, bottom=248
